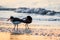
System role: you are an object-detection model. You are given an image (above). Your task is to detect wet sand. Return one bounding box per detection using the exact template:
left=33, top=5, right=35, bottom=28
left=0, top=22, right=60, bottom=40
left=0, top=32, right=60, bottom=40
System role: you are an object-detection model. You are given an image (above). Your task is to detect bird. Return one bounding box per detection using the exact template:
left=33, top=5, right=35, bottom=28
left=7, top=16, right=32, bottom=31
left=7, top=16, right=23, bottom=31
left=22, top=16, right=32, bottom=29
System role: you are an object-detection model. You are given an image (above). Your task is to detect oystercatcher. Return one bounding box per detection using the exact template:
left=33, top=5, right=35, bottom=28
left=7, top=16, right=32, bottom=31
left=7, top=16, right=23, bottom=31
left=23, top=16, right=32, bottom=29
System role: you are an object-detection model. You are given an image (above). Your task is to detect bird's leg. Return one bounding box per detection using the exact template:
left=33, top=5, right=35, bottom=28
left=27, top=24, right=29, bottom=29
left=17, top=24, right=18, bottom=31
left=25, top=24, right=27, bottom=29
left=13, top=24, right=16, bottom=31
left=25, top=24, right=29, bottom=29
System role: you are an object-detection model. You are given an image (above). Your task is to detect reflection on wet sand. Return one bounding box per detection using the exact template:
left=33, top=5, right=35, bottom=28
left=0, top=22, right=60, bottom=40
left=10, top=33, right=60, bottom=40
left=0, top=30, right=60, bottom=40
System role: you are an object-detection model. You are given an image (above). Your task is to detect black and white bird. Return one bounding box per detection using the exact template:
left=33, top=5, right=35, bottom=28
left=7, top=16, right=32, bottom=31
left=7, top=16, right=23, bottom=31
left=23, top=16, right=32, bottom=29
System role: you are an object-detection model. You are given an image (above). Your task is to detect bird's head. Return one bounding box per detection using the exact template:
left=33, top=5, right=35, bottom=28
left=10, top=16, right=14, bottom=19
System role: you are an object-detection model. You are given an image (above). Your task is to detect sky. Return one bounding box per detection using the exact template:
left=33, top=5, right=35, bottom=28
left=0, top=0, right=60, bottom=11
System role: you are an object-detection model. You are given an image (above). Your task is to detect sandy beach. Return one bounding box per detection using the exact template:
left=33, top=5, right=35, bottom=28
left=0, top=0, right=60, bottom=40
left=0, top=21, right=60, bottom=40
left=0, top=31, right=60, bottom=40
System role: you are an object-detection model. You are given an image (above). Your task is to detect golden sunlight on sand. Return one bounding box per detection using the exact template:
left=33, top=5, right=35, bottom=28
left=0, top=32, right=60, bottom=40
left=0, top=21, right=60, bottom=40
